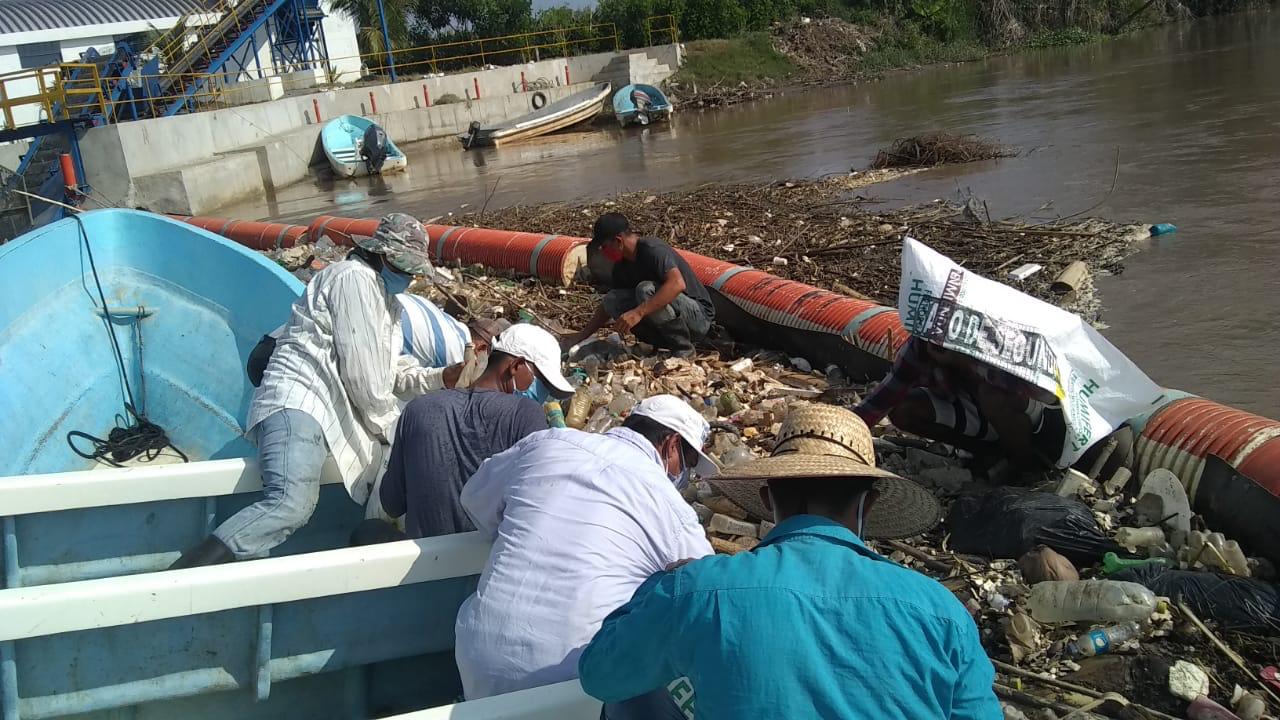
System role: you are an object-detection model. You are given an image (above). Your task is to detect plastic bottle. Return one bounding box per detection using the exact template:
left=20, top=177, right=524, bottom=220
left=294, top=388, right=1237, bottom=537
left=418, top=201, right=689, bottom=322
left=1101, top=552, right=1170, bottom=575
left=1221, top=540, right=1250, bottom=577
left=1067, top=621, right=1141, bottom=657
left=1025, top=580, right=1157, bottom=624
left=544, top=400, right=566, bottom=428
left=584, top=407, right=614, bottom=434
left=1115, top=526, right=1165, bottom=549
left=607, top=391, right=636, bottom=417
left=1149, top=222, right=1178, bottom=236
left=721, top=445, right=754, bottom=468
left=565, top=389, right=593, bottom=429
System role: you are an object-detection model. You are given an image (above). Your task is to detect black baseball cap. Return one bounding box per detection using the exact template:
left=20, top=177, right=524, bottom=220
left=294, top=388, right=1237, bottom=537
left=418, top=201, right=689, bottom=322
left=591, top=212, right=632, bottom=245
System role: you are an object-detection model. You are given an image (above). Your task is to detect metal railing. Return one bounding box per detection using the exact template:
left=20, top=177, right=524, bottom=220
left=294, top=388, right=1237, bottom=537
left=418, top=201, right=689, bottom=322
left=0, top=65, right=107, bottom=130
left=275, top=22, right=620, bottom=79
left=644, top=15, right=680, bottom=46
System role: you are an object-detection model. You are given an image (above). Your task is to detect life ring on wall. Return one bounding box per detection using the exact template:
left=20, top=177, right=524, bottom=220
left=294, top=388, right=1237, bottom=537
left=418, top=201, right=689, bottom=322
left=531, top=91, right=548, bottom=110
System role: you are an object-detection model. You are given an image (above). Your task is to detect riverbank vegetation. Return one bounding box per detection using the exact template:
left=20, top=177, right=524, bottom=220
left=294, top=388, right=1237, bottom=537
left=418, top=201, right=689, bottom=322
left=331, top=0, right=1253, bottom=87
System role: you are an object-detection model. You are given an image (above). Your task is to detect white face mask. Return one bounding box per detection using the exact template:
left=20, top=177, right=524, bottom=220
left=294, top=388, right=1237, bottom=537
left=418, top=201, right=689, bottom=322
left=854, top=492, right=868, bottom=537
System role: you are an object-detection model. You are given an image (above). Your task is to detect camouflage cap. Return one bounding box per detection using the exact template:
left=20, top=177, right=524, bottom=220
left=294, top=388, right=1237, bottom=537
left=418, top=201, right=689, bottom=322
left=357, top=213, right=447, bottom=283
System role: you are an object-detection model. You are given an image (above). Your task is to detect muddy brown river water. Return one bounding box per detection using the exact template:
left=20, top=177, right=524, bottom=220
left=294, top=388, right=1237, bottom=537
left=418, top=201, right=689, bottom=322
left=227, top=12, right=1280, bottom=415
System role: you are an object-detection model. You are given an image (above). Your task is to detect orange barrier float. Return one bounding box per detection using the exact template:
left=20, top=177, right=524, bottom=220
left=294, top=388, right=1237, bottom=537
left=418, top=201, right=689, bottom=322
left=174, top=211, right=1280, bottom=496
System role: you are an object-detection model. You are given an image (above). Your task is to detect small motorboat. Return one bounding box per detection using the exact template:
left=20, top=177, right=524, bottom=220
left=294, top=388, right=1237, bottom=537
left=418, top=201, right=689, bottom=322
left=322, top=114, right=409, bottom=178
left=612, top=83, right=673, bottom=127
left=461, top=82, right=610, bottom=148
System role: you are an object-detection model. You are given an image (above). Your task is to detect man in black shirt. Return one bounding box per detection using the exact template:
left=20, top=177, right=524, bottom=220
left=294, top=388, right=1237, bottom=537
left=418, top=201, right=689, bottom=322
left=563, top=213, right=715, bottom=355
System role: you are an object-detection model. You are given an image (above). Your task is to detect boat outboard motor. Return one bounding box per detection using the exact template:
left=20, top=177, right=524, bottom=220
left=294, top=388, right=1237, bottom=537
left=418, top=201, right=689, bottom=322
left=631, top=88, right=653, bottom=126
left=463, top=121, right=482, bottom=150
left=360, top=124, right=388, bottom=174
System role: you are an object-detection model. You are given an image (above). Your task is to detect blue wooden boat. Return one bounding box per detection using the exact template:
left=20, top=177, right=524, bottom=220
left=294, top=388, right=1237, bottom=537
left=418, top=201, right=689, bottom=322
left=612, top=83, right=673, bottom=127
left=0, top=211, right=611, bottom=719
left=321, top=115, right=408, bottom=178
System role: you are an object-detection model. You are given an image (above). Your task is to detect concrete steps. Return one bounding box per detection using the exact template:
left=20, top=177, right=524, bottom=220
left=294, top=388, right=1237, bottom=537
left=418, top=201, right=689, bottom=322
left=591, top=50, right=678, bottom=90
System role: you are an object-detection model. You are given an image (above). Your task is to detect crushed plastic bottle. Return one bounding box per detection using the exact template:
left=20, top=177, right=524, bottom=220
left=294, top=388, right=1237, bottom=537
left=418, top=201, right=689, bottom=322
left=1026, top=580, right=1157, bottom=624
left=720, top=445, right=754, bottom=468
left=1067, top=621, right=1141, bottom=657
left=584, top=407, right=614, bottom=434
left=607, top=391, right=636, bottom=417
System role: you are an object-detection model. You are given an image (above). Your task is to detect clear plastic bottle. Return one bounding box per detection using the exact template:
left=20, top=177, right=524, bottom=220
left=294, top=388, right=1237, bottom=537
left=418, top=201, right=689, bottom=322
left=721, top=445, right=754, bottom=468
left=1026, top=580, right=1157, bottom=624
left=565, top=389, right=593, bottom=429
left=1068, top=621, right=1142, bottom=657
left=583, top=407, right=614, bottom=434
left=607, top=391, right=636, bottom=417
left=1115, top=526, right=1165, bottom=549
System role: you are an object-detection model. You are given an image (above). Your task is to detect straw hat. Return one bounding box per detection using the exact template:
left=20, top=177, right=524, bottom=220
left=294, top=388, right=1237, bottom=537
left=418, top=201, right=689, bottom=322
left=710, top=403, right=941, bottom=540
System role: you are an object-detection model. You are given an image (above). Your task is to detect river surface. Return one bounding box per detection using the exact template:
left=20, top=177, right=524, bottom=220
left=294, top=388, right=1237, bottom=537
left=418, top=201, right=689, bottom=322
left=227, top=12, right=1280, bottom=415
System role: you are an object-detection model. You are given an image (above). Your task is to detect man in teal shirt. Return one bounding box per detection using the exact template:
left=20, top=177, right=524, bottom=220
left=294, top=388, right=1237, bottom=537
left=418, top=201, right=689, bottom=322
left=578, top=403, right=1001, bottom=719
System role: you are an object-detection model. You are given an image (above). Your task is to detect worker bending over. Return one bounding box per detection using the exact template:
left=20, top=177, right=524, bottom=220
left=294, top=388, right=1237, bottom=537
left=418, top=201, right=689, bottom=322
left=578, top=403, right=999, bottom=719
left=856, top=337, right=1064, bottom=471
left=563, top=213, right=715, bottom=356
left=454, top=396, right=716, bottom=718
left=378, top=324, right=574, bottom=538
left=172, top=214, right=448, bottom=568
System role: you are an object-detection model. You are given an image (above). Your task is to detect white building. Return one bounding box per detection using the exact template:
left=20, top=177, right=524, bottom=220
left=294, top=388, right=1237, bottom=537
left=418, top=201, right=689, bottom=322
left=0, top=0, right=360, bottom=129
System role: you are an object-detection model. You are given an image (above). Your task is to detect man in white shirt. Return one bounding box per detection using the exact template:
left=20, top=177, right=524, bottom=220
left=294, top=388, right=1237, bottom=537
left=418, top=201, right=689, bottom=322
left=454, top=395, right=715, bottom=713
left=172, top=213, right=450, bottom=568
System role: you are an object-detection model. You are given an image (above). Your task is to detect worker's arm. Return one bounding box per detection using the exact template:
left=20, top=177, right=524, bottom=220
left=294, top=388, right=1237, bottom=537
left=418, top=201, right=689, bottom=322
left=329, top=269, right=400, bottom=440
left=617, top=267, right=685, bottom=333
left=460, top=453, right=511, bottom=540
left=561, top=305, right=611, bottom=350
left=578, top=570, right=685, bottom=703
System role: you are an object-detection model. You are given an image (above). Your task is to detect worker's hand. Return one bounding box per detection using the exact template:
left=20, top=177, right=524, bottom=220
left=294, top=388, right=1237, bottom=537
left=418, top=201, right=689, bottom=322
left=614, top=309, right=644, bottom=335
left=450, top=344, right=486, bottom=389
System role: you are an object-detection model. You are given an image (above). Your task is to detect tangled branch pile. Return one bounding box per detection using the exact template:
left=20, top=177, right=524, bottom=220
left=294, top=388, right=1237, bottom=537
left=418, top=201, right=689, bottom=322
left=463, top=174, right=1147, bottom=325
left=872, top=133, right=1018, bottom=169
left=771, top=18, right=878, bottom=79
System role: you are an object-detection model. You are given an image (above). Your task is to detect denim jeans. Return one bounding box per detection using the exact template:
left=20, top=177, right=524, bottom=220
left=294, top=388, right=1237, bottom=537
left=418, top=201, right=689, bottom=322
left=214, top=409, right=327, bottom=558
left=603, top=281, right=712, bottom=350
left=601, top=688, right=688, bottom=720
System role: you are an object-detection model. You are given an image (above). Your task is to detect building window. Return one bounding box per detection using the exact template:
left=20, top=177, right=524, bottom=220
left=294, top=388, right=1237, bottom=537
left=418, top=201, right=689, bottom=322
left=17, top=41, right=61, bottom=69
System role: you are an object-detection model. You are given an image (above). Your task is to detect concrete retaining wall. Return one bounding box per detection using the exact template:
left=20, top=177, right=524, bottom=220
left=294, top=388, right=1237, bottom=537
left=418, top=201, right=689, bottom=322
left=78, top=44, right=682, bottom=213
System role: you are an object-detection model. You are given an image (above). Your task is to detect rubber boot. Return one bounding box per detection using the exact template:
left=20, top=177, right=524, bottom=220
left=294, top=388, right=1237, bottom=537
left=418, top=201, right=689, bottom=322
left=169, top=535, right=234, bottom=570
left=640, top=316, right=696, bottom=358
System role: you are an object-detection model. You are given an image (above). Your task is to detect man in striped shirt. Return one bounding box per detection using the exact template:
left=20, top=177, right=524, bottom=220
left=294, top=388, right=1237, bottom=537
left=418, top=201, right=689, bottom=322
left=172, top=214, right=455, bottom=568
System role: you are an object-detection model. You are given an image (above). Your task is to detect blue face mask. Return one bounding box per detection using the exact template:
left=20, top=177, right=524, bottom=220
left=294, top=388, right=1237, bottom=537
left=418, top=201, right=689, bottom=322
left=669, top=466, right=691, bottom=489
left=379, top=264, right=412, bottom=295
left=515, top=374, right=551, bottom=404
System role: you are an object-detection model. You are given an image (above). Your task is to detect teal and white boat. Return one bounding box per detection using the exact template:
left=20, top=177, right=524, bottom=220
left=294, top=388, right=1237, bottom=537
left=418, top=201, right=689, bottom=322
left=0, top=210, right=606, bottom=718
left=321, top=115, right=409, bottom=178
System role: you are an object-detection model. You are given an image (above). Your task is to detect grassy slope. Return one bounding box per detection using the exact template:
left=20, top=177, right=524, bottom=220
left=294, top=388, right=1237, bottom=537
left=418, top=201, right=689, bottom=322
left=668, top=32, right=797, bottom=87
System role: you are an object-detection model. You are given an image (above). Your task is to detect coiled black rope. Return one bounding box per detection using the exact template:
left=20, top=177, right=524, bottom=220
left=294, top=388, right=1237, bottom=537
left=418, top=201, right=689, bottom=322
left=64, top=213, right=187, bottom=467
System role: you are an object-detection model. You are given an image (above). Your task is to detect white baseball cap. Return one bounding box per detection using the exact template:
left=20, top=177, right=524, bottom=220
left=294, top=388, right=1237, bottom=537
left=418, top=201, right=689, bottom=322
left=631, top=395, right=719, bottom=477
left=491, top=324, right=575, bottom=397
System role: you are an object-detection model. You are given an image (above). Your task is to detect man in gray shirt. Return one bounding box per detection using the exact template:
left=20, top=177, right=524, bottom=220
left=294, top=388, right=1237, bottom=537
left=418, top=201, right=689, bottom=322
left=379, top=324, right=574, bottom=538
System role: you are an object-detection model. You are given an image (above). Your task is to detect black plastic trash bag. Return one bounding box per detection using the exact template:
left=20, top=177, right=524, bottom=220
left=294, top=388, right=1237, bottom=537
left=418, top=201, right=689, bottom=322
left=946, top=488, right=1120, bottom=564
left=1115, top=565, right=1280, bottom=632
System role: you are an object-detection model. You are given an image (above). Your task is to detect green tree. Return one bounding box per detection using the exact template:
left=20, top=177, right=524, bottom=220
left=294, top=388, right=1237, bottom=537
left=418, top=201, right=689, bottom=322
left=680, top=0, right=747, bottom=40
left=594, top=0, right=686, bottom=48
